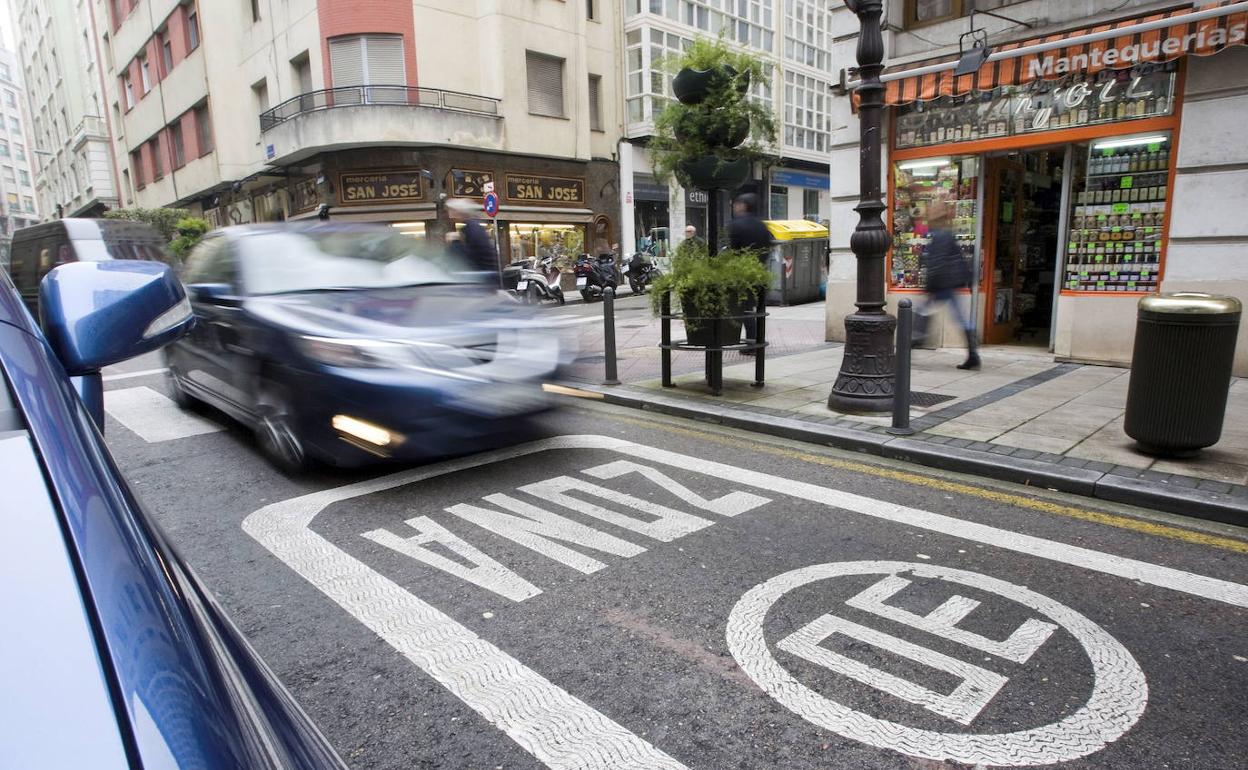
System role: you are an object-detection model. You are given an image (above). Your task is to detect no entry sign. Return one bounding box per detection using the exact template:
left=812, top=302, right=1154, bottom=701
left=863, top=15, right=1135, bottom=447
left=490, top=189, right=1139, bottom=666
left=483, top=192, right=500, bottom=218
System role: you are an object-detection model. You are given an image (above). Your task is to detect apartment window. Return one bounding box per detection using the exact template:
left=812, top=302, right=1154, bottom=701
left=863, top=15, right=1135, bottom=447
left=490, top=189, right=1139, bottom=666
left=20, top=170, right=30, bottom=187
left=140, top=57, right=152, bottom=93
left=250, top=0, right=262, bottom=22
left=8, top=116, right=19, bottom=133
left=588, top=75, right=603, bottom=131
left=587, top=0, right=596, bottom=20
left=103, top=33, right=115, bottom=72
left=526, top=52, right=565, bottom=118
left=195, top=103, right=213, bottom=155
left=783, top=70, right=830, bottom=153
left=292, top=53, right=314, bottom=93
left=187, top=7, right=201, bottom=51
left=14, top=144, right=23, bottom=162
left=23, top=196, right=34, bottom=213
left=170, top=121, right=186, bottom=168
left=252, top=79, right=269, bottom=113
left=131, top=149, right=144, bottom=188
left=150, top=135, right=164, bottom=179
left=328, top=35, right=406, bottom=105
left=0, top=141, right=8, bottom=158
left=904, top=0, right=1025, bottom=28
left=4, top=91, right=14, bottom=108
left=123, top=74, right=134, bottom=110
left=160, top=33, right=174, bottom=75
left=0, top=64, right=10, bottom=81
left=3, top=167, right=14, bottom=184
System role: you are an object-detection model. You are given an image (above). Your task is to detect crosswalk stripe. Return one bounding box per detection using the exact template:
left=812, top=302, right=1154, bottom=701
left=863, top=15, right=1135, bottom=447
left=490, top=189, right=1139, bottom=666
left=103, top=367, right=169, bottom=382
left=104, top=386, right=224, bottom=443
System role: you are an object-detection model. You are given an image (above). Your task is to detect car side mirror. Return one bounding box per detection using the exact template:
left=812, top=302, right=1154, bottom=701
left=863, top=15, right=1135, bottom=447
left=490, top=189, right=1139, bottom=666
left=40, top=261, right=194, bottom=429
left=187, top=283, right=236, bottom=304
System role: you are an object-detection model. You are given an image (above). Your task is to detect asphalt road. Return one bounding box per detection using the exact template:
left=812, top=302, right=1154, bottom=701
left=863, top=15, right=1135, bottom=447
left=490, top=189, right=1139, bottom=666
left=100, top=370, right=1248, bottom=770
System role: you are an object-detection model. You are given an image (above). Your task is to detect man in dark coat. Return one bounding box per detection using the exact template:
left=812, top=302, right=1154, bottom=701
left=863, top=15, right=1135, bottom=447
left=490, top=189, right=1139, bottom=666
left=728, top=193, right=772, bottom=351
left=446, top=198, right=499, bottom=278
left=920, top=197, right=980, bottom=370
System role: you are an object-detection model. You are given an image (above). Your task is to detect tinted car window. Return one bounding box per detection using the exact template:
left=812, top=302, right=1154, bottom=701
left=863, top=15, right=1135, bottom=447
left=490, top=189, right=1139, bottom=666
left=182, top=238, right=237, bottom=287
left=238, top=230, right=471, bottom=295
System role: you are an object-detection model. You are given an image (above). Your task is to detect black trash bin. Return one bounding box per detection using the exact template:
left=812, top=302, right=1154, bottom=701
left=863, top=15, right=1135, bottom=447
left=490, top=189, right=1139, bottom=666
left=1124, top=292, right=1242, bottom=456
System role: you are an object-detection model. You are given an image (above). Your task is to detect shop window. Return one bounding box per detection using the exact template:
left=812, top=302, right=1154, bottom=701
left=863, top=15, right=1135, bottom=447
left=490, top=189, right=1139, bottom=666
left=509, top=223, right=584, bottom=268
left=890, top=156, right=979, bottom=289
left=769, top=185, right=788, bottom=219
left=1063, top=133, right=1170, bottom=294
left=526, top=52, right=566, bottom=118
left=803, top=189, right=820, bottom=222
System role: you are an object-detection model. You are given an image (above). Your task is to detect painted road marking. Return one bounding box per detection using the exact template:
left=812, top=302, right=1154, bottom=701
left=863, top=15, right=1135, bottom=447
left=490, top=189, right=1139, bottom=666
left=600, top=410, right=1248, bottom=555
left=242, top=436, right=1247, bottom=770
left=104, top=386, right=223, bottom=442
left=728, top=562, right=1148, bottom=766
left=102, top=367, right=169, bottom=382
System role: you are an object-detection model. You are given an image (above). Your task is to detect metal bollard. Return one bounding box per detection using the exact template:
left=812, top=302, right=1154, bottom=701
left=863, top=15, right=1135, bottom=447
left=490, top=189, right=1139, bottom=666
left=888, top=298, right=915, bottom=436
left=603, top=286, right=620, bottom=385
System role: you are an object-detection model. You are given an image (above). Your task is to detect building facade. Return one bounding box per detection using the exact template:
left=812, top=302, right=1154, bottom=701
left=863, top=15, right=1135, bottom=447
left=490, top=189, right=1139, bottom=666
left=89, top=0, right=623, bottom=270
left=827, top=0, right=1248, bottom=376
left=618, top=0, right=834, bottom=256
left=14, top=0, right=119, bottom=220
left=0, top=40, right=40, bottom=264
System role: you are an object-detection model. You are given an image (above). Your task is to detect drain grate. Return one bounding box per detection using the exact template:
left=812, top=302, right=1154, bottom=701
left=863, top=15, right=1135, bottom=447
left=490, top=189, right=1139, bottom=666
left=910, top=391, right=957, bottom=408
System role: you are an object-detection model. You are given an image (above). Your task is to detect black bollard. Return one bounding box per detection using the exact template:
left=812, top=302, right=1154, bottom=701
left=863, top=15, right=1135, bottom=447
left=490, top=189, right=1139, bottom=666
left=603, top=286, right=620, bottom=385
left=888, top=298, right=915, bottom=436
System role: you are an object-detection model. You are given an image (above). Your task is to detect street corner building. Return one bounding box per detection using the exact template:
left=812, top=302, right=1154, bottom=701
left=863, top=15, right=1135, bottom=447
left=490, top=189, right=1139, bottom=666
left=826, top=0, right=1248, bottom=378
left=88, top=0, right=624, bottom=276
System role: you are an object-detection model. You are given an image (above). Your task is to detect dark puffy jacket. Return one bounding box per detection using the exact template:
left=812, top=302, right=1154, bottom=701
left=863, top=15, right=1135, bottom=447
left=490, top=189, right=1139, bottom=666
left=728, top=215, right=773, bottom=263
left=922, top=228, right=972, bottom=292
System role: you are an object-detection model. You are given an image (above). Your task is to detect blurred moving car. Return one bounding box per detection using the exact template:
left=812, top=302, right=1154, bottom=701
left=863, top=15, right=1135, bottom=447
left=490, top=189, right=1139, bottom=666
left=166, top=223, right=570, bottom=471
left=7, top=218, right=171, bottom=316
left=0, top=260, right=345, bottom=769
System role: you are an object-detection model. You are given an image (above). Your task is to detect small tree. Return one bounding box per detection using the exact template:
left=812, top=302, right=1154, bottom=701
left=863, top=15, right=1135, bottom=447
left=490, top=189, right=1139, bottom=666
left=103, top=207, right=191, bottom=241
left=170, top=217, right=210, bottom=261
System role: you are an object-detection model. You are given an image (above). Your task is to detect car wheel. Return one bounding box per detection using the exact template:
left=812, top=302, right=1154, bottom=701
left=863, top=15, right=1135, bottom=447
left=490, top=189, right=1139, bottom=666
left=255, top=385, right=310, bottom=474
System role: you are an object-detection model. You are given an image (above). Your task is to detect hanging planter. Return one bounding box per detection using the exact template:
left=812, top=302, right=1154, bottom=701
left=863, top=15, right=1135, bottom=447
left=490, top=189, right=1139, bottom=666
left=672, top=67, right=717, bottom=105
left=679, top=156, right=751, bottom=191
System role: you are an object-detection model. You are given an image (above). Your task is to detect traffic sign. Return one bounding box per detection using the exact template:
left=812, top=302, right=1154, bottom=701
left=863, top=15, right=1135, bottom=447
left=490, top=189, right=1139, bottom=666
left=483, top=192, right=500, bottom=218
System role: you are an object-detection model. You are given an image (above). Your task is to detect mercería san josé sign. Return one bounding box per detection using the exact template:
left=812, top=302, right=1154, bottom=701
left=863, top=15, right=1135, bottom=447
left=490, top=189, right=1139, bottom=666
left=338, top=169, right=425, bottom=206
left=504, top=174, right=586, bottom=205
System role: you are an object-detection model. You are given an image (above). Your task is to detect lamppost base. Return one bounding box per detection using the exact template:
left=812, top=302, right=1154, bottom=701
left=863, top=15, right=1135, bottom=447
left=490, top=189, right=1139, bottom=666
left=828, top=310, right=897, bottom=413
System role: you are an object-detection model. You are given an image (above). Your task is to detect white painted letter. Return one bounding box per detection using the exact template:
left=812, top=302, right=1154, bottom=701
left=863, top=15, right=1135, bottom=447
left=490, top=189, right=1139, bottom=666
left=521, top=476, right=713, bottom=542
left=447, top=494, right=646, bottom=574
left=362, top=516, right=540, bottom=602
left=779, top=613, right=1008, bottom=726
left=582, top=460, right=770, bottom=517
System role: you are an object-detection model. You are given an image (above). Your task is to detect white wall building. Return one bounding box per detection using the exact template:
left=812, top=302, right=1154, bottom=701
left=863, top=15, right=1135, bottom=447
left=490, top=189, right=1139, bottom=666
left=0, top=38, right=40, bottom=263
left=13, top=0, right=117, bottom=219
left=619, top=0, right=834, bottom=255
left=827, top=0, right=1248, bottom=376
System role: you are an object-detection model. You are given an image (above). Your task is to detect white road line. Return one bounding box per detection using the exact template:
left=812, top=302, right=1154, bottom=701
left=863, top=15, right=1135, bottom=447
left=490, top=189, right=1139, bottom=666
left=241, top=435, right=1248, bottom=770
left=104, top=386, right=223, bottom=443
left=102, top=367, right=169, bottom=382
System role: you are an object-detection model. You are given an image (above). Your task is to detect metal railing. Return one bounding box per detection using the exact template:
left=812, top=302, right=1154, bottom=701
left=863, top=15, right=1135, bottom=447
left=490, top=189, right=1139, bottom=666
left=259, top=85, right=501, bottom=132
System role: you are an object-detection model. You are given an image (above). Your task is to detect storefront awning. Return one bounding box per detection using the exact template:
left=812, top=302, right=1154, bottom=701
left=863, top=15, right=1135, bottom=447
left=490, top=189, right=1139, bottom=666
left=877, top=1, right=1247, bottom=107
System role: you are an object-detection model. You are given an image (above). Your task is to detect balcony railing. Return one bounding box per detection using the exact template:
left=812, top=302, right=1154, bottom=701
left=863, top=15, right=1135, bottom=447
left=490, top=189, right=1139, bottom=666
left=259, top=85, right=501, bottom=132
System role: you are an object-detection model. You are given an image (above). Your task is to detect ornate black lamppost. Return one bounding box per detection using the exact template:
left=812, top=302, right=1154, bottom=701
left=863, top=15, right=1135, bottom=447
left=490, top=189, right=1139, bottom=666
left=829, top=0, right=896, bottom=412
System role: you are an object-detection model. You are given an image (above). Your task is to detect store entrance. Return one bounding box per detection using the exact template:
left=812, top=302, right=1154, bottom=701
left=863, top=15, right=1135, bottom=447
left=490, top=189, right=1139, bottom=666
left=983, top=149, right=1064, bottom=346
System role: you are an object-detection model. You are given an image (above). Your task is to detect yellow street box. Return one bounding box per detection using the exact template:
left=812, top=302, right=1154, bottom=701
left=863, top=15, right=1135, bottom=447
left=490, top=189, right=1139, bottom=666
left=764, top=219, right=829, bottom=241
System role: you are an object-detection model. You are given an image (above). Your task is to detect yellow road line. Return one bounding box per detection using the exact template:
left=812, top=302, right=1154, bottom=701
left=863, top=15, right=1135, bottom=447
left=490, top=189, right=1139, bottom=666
left=598, top=410, right=1248, bottom=555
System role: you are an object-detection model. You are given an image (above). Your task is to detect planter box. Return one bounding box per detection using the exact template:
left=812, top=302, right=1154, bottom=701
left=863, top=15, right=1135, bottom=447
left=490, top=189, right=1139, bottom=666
left=681, top=294, right=755, bottom=348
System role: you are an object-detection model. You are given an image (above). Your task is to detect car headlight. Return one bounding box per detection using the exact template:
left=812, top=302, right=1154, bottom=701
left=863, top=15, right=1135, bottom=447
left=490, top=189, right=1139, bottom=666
left=296, top=336, right=413, bottom=368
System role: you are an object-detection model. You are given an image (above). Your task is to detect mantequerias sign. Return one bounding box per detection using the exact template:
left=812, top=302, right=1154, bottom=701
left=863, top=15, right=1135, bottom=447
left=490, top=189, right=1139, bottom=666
left=1027, top=21, right=1247, bottom=78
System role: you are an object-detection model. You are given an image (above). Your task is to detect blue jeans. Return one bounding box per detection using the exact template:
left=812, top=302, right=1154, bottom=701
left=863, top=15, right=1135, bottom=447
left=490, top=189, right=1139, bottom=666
left=923, top=288, right=977, bottom=352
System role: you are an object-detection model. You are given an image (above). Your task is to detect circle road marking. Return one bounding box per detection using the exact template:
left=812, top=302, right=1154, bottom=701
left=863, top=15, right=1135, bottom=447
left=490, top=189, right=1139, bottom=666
left=726, top=561, right=1148, bottom=767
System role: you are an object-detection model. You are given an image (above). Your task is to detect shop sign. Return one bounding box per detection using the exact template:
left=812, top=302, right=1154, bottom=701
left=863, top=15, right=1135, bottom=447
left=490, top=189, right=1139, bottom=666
left=450, top=169, right=494, bottom=198
left=896, top=63, right=1177, bottom=150
left=504, top=174, right=585, bottom=205
left=290, top=177, right=318, bottom=214
left=338, top=169, right=424, bottom=206
left=1027, top=23, right=1246, bottom=78
left=687, top=189, right=709, bottom=205
left=772, top=170, right=829, bottom=189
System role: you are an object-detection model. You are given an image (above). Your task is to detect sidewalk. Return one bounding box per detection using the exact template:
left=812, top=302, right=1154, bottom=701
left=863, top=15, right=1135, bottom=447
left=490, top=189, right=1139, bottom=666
left=565, top=341, right=1248, bottom=524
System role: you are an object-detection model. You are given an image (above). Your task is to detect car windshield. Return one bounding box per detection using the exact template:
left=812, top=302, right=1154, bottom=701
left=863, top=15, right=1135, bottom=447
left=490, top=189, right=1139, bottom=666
left=240, top=229, right=471, bottom=295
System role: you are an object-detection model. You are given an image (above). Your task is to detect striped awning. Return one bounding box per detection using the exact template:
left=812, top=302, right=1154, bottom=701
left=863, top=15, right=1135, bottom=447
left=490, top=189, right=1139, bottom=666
left=882, top=1, right=1248, bottom=106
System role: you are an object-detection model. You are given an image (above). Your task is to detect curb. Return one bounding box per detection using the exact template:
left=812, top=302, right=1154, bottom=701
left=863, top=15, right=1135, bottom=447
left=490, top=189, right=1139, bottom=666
left=566, top=382, right=1248, bottom=527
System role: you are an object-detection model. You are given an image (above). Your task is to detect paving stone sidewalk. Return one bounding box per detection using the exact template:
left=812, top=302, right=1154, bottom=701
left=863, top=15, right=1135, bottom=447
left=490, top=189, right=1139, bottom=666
left=571, top=341, right=1248, bottom=523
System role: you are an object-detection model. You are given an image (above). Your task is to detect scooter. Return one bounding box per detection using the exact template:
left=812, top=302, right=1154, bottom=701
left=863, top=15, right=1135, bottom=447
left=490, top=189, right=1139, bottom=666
left=510, top=255, right=565, bottom=305
left=573, top=252, right=620, bottom=302
left=625, top=252, right=662, bottom=295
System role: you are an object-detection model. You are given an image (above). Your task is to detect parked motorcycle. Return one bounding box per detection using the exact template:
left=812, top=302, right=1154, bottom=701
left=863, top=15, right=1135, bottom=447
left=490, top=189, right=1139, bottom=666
left=573, top=252, right=621, bottom=302
left=625, top=252, right=662, bottom=295
left=505, top=255, right=565, bottom=305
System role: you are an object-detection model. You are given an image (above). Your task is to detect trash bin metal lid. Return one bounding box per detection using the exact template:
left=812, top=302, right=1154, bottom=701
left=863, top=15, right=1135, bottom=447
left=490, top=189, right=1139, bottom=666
left=1138, top=292, right=1242, bottom=315
left=764, top=219, right=829, bottom=241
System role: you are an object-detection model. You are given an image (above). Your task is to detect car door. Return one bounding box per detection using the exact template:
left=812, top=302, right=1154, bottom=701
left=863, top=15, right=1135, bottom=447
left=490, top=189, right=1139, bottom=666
left=178, top=237, right=251, bottom=418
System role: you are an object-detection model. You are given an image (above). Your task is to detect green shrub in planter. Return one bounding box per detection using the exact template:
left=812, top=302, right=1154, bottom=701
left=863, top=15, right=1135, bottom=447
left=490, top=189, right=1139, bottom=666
left=650, top=245, right=771, bottom=347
